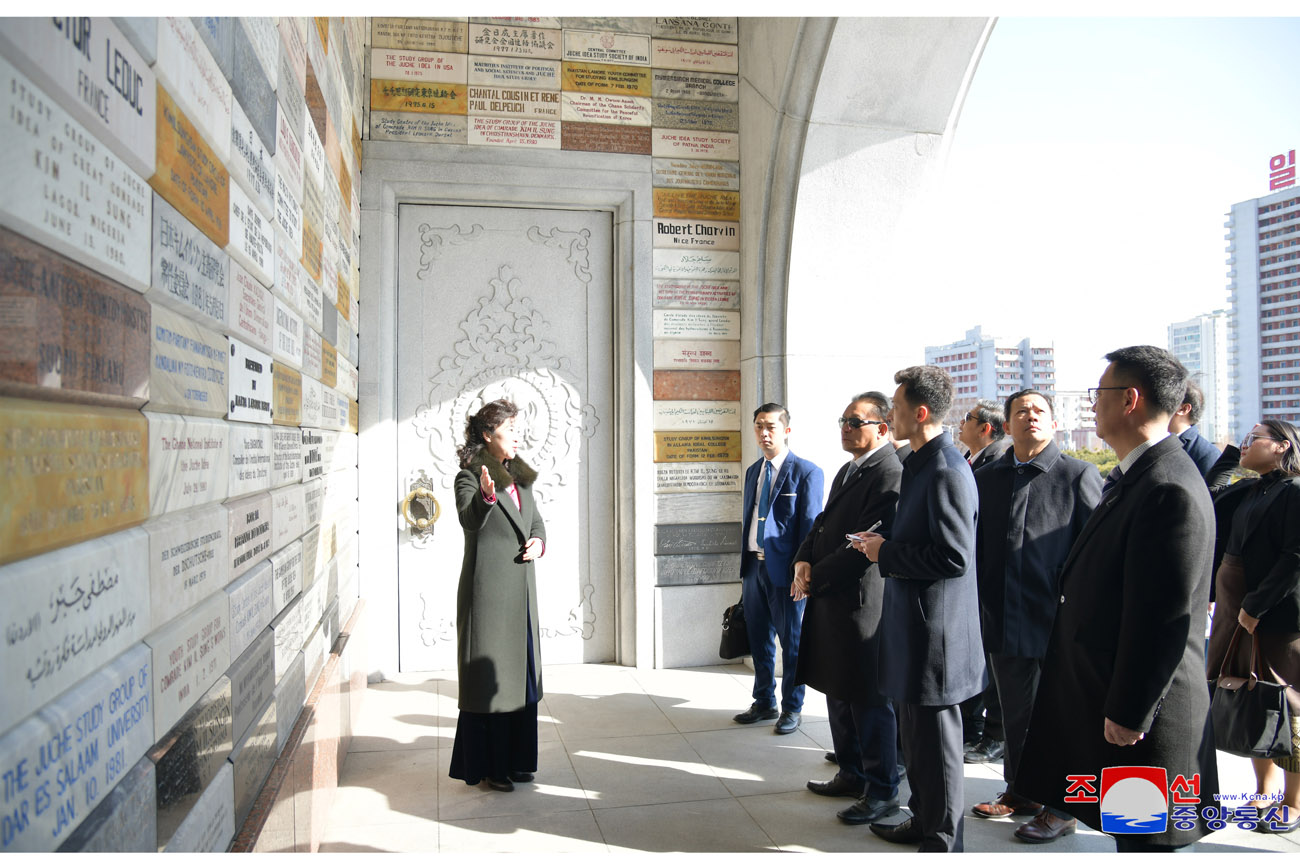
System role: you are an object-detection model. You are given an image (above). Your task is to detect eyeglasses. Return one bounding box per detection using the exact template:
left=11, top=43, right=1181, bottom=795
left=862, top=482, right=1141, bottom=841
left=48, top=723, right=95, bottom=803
left=1241, top=433, right=1281, bottom=449
left=964, top=413, right=978, bottom=423
left=1087, top=386, right=1131, bottom=404
left=838, top=417, right=885, bottom=429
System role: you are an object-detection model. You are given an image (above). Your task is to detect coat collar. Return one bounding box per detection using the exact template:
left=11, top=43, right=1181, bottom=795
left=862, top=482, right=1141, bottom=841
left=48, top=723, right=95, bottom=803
left=902, top=431, right=952, bottom=475
left=468, top=450, right=538, bottom=490
left=989, top=440, right=1062, bottom=474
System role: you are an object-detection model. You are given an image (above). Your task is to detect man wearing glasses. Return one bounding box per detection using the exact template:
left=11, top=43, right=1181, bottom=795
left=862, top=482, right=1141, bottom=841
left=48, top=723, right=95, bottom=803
left=958, top=399, right=1011, bottom=472
left=1016, top=346, right=1219, bottom=852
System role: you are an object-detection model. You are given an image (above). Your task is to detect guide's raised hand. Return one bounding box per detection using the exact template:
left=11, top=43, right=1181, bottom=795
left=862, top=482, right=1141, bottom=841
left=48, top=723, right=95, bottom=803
left=479, top=464, right=495, bottom=499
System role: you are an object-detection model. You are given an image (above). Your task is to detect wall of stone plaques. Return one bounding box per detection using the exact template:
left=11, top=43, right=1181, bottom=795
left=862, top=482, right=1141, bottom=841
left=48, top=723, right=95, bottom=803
left=0, top=16, right=362, bottom=853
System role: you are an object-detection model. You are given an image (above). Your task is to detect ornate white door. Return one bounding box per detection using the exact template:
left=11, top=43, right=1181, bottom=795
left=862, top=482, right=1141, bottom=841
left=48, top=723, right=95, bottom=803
left=395, top=205, right=615, bottom=671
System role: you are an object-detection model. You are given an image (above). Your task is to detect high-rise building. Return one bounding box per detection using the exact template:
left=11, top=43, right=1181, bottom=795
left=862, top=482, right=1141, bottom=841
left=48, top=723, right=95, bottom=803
left=1168, top=310, right=1229, bottom=444
left=1053, top=389, right=1102, bottom=451
left=925, top=326, right=1056, bottom=422
left=1226, top=186, right=1300, bottom=438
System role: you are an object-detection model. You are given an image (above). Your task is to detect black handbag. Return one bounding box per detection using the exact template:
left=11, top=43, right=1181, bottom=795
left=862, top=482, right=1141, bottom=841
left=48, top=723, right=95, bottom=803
left=1209, top=625, right=1294, bottom=759
left=719, top=596, right=749, bottom=659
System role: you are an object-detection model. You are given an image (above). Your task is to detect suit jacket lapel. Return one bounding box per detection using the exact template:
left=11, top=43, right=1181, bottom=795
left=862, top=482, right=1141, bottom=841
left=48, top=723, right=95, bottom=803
left=1060, top=439, right=1169, bottom=575
left=495, top=485, right=526, bottom=539
left=769, top=453, right=795, bottom=500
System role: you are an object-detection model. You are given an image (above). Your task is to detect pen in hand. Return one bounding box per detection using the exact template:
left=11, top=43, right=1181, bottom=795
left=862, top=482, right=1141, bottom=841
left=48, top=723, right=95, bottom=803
left=845, top=519, right=883, bottom=547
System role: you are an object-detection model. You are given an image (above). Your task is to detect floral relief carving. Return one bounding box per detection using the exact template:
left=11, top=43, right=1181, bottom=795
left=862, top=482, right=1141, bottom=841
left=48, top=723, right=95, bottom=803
left=416, top=223, right=484, bottom=277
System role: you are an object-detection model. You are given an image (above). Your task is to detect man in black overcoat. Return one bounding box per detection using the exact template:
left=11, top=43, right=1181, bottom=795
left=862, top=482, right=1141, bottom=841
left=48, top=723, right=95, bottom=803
left=1017, top=346, right=1219, bottom=852
left=792, top=391, right=903, bottom=824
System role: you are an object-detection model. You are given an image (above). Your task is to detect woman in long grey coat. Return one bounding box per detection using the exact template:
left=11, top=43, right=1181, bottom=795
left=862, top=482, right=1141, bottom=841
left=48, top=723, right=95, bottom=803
left=447, top=399, right=547, bottom=792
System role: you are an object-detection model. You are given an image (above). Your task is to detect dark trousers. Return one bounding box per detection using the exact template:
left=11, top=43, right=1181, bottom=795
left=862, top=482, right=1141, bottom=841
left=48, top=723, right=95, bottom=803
left=898, top=702, right=965, bottom=853
left=827, top=697, right=899, bottom=801
left=741, top=559, right=805, bottom=713
left=959, top=651, right=1003, bottom=741
left=988, top=654, right=1042, bottom=791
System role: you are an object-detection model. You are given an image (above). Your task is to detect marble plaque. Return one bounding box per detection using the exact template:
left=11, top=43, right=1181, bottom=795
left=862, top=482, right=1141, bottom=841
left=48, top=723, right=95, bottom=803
left=301, top=428, right=324, bottom=480
left=467, top=85, right=560, bottom=120
left=0, top=529, right=149, bottom=734
left=473, top=16, right=561, bottom=28
left=149, top=673, right=232, bottom=851
left=226, top=562, right=273, bottom=664
left=318, top=384, right=340, bottom=430
left=302, top=478, right=324, bottom=527
left=113, top=17, right=159, bottom=66
left=348, top=399, right=358, bottom=434
left=370, top=78, right=467, bottom=115
left=558, top=123, right=649, bottom=155
left=228, top=422, right=273, bottom=499
left=231, top=698, right=277, bottom=825
left=0, top=399, right=148, bottom=565
left=270, top=539, right=303, bottom=616
left=143, top=589, right=230, bottom=743
left=653, top=370, right=741, bottom=401
left=561, top=61, right=650, bottom=96
left=272, top=364, right=302, bottom=426
left=227, top=631, right=274, bottom=746
left=372, top=18, right=468, bottom=53
left=0, top=642, right=154, bottom=852
left=226, top=261, right=273, bottom=354
left=155, top=17, right=232, bottom=162
left=561, top=92, right=651, bottom=125
left=655, top=462, right=743, bottom=493
left=652, top=128, right=739, bottom=161
left=470, top=116, right=561, bottom=149
left=654, top=218, right=740, bottom=251
left=653, top=400, right=742, bottom=431
left=270, top=593, right=303, bottom=682
left=302, top=328, right=323, bottom=381
left=274, top=177, right=304, bottom=258
left=147, top=302, right=229, bottom=417
left=229, top=24, right=277, bottom=164
left=0, top=18, right=156, bottom=178
left=654, top=431, right=742, bottom=463
left=278, top=18, right=308, bottom=93
left=300, top=375, right=323, bottom=429
left=240, top=19, right=280, bottom=93
left=0, top=55, right=152, bottom=292
left=562, top=18, right=654, bottom=34
left=336, top=360, right=358, bottom=402
left=656, top=552, right=742, bottom=586
left=190, top=17, right=234, bottom=80
left=303, top=57, right=327, bottom=143
left=55, top=755, right=156, bottom=853
left=327, top=389, right=351, bottom=433
left=0, top=229, right=150, bottom=407
left=300, top=181, right=323, bottom=285
left=145, top=412, right=230, bottom=516
left=654, top=339, right=740, bottom=370
left=229, top=98, right=275, bottom=221
left=655, top=522, right=742, bottom=555
left=653, top=98, right=739, bottom=133
left=654, top=309, right=741, bottom=339
left=653, top=189, right=740, bottom=221
left=468, top=56, right=560, bottom=90
left=655, top=491, right=742, bottom=525
left=150, top=193, right=229, bottom=330
left=470, top=24, right=561, bottom=60
left=161, top=761, right=233, bottom=853
left=271, top=484, right=306, bottom=554
left=145, top=503, right=228, bottom=627
left=652, top=69, right=739, bottom=103
left=368, top=111, right=469, bottom=144
left=272, top=651, right=305, bottom=750
left=274, top=105, right=304, bottom=197
left=654, top=249, right=741, bottom=281
left=227, top=491, right=273, bottom=580
left=273, top=298, right=304, bottom=371
left=653, top=17, right=739, bottom=44
left=152, top=82, right=230, bottom=249
left=653, top=278, right=740, bottom=310
left=321, top=341, right=337, bottom=387
left=652, top=158, right=740, bottom=191
left=301, top=105, right=325, bottom=192
left=270, top=428, right=303, bottom=488
left=372, top=47, right=467, bottom=83
left=563, top=29, right=651, bottom=67
left=653, top=39, right=739, bottom=74
left=227, top=336, right=273, bottom=424
left=228, top=181, right=275, bottom=289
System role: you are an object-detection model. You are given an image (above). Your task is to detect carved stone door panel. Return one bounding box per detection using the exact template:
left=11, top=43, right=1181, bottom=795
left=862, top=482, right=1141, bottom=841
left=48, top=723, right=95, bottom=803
left=396, top=205, right=615, bottom=671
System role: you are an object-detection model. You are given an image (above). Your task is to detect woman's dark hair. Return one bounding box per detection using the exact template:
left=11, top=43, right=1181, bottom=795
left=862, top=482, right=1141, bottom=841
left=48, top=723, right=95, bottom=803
left=457, top=398, right=519, bottom=468
left=1260, top=418, right=1300, bottom=477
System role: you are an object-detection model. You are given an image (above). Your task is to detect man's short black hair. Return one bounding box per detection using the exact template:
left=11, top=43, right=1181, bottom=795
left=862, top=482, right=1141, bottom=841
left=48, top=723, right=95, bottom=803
left=970, top=399, right=1006, bottom=440
left=754, top=402, right=790, bottom=427
left=1181, top=380, right=1205, bottom=426
left=1104, top=345, right=1188, bottom=419
left=893, top=366, right=953, bottom=423
left=850, top=391, right=891, bottom=422
left=1004, top=388, right=1055, bottom=423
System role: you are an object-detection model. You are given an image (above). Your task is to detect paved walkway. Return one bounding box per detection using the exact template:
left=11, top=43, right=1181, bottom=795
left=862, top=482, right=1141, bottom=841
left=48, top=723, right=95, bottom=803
left=321, top=663, right=1298, bottom=853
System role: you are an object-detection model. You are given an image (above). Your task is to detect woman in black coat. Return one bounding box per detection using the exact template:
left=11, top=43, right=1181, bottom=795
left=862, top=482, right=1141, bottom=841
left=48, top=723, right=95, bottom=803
left=447, top=399, right=547, bottom=793
left=1205, top=419, right=1300, bottom=832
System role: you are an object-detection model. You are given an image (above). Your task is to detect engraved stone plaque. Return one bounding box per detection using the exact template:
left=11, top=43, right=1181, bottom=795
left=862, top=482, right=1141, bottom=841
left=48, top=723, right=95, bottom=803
left=0, top=55, right=152, bottom=292
left=336, top=359, right=358, bottom=401
left=655, top=491, right=742, bottom=525
left=0, top=229, right=151, bottom=407
left=272, top=364, right=302, bottom=427
left=653, top=369, right=741, bottom=401
left=273, top=297, right=304, bottom=371
left=274, top=104, right=304, bottom=197
left=654, top=431, right=742, bottom=463
left=0, top=399, right=148, bottom=565
left=114, top=17, right=159, bottom=66
left=470, top=24, right=561, bottom=59
left=145, top=412, right=231, bottom=516
left=270, top=539, right=303, bottom=617
left=652, top=158, right=740, bottom=191
left=150, top=675, right=233, bottom=852
left=226, top=562, right=273, bottom=664
left=270, top=428, right=302, bottom=488
left=227, top=335, right=273, bottom=424
left=468, top=56, right=560, bottom=89
left=652, top=128, right=739, bottom=161
left=301, top=428, right=324, bottom=480
left=653, top=400, right=742, bottom=431
left=55, top=755, right=156, bottom=853
left=655, top=522, right=742, bottom=555
left=144, top=590, right=231, bottom=737
left=653, top=218, right=740, bottom=251
left=369, top=111, right=468, bottom=144
left=371, top=18, right=468, bottom=53
left=228, top=422, right=273, bottom=499
left=302, top=327, right=323, bottom=381
left=145, top=502, right=229, bottom=627
left=655, top=552, right=742, bottom=586
left=300, top=375, right=323, bottom=428
left=653, top=278, right=740, bottom=309
left=654, top=339, right=740, bottom=370
left=240, top=18, right=280, bottom=93
left=191, top=17, right=233, bottom=81
left=231, top=697, right=277, bottom=825
left=653, top=249, right=740, bottom=281
left=228, top=181, right=275, bottom=289
left=226, top=261, right=273, bottom=354
left=0, top=17, right=157, bottom=178
left=652, top=38, right=739, bottom=74
left=467, top=85, right=561, bottom=120
left=0, top=642, right=155, bottom=852
left=161, top=761, right=233, bottom=853
left=300, top=178, right=323, bottom=283
left=654, top=188, right=740, bottom=221
left=228, top=490, right=273, bottom=581
left=272, top=650, right=305, bottom=750
left=561, top=91, right=651, bottom=125
left=372, top=47, right=467, bottom=84
left=151, top=193, right=229, bottom=330
left=371, top=78, right=467, bottom=115
left=271, top=484, right=306, bottom=554
left=562, top=121, right=651, bottom=155
left=229, top=98, right=275, bottom=221
left=563, top=29, right=651, bottom=67
left=152, top=82, right=230, bottom=249
left=227, top=630, right=275, bottom=746
left=469, top=116, right=561, bottom=149
left=653, top=17, right=739, bottom=44
left=561, top=61, right=650, bottom=96
left=655, top=462, right=743, bottom=493
left=0, top=529, right=150, bottom=733
left=653, top=98, right=739, bottom=133
left=275, top=176, right=303, bottom=254
left=270, top=593, right=303, bottom=682
left=562, top=17, right=654, bottom=34
left=472, top=16, right=561, bottom=28
left=155, top=17, right=232, bottom=162
left=278, top=18, right=307, bottom=93
left=147, top=302, right=230, bottom=417
left=301, top=105, right=325, bottom=192
left=652, top=69, right=739, bottom=103
left=302, top=478, right=324, bottom=529
left=654, top=309, right=741, bottom=339
left=319, top=384, right=340, bottom=430
left=230, top=21, right=277, bottom=157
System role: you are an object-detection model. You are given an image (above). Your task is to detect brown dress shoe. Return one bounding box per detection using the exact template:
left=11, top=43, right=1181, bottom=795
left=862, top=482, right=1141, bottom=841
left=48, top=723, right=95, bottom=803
left=972, top=790, right=1045, bottom=819
left=1014, top=810, right=1076, bottom=843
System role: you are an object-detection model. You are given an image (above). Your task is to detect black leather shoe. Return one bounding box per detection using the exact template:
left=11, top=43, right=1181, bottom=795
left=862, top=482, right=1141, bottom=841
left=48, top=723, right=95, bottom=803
left=807, top=774, right=866, bottom=798
left=734, top=703, right=779, bottom=724
left=1013, top=811, right=1076, bottom=843
left=774, top=711, right=801, bottom=735
left=825, top=751, right=837, bottom=764
left=838, top=796, right=901, bottom=824
left=509, top=771, right=534, bottom=783
left=486, top=778, right=514, bottom=792
left=870, top=816, right=922, bottom=843
left=964, top=736, right=1006, bottom=763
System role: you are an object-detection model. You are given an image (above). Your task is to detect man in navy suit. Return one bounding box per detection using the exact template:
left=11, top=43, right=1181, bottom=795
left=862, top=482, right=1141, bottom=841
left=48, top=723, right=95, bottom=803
left=854, top=366, right=984, bottom=852
left=734, top=402, right=824, bottom=735
left=1168, top=380, right=1220, bottom=478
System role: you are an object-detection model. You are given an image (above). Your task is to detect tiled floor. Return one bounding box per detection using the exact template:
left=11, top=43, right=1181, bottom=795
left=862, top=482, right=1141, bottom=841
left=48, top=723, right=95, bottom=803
left=321, top=663, right=1300, bottom=853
